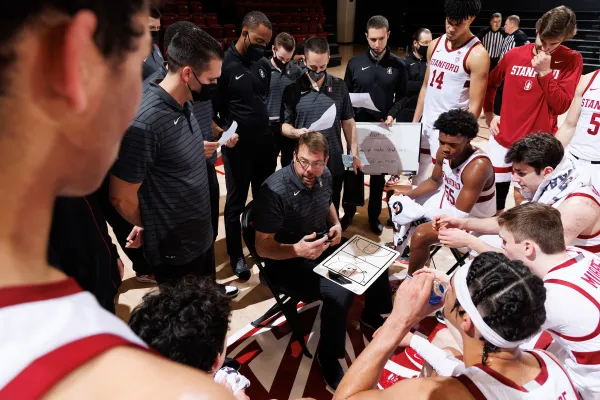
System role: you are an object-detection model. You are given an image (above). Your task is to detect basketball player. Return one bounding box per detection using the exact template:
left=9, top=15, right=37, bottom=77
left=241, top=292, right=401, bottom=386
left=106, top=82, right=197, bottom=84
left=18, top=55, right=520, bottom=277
left=435, top=134, right=600, bottom=257
left=0, top=1, right=232, bottom=398
left=335, top=253, right=580, bottom=400
left=484, top=6, right=582, bottom=213
left=387, top=109, right=495, bottom=276
left=556, top=67, right=600, bottom=187
left=411, top=0, right=490, bottom=185
left=498, top=202, right=600, bottom=398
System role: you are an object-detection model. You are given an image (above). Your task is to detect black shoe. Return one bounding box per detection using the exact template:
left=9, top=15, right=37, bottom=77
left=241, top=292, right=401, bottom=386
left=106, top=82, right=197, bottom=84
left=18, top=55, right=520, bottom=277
left=369, top=219, right=383, bottom=235
left=340, top=214, right=353, bottom=231
left=317, top=350, right=344, bottom=391
left=360, top=310, right=386, bottom=331
left=219, top=284, right=240, bottom=299
left=386, top=217, right=393, bottom=227
left=400, top=246, right=410, bottom=262
left=223, top=357, right=241, bottom=371
left=231, top=257, right=251, bottom=282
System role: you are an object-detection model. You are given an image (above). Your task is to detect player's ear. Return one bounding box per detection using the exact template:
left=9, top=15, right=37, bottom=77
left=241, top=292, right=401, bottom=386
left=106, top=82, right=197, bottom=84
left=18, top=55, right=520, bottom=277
left=523, top=240, right=535, bottom=258
left=542, top=166, right=554, bottom=178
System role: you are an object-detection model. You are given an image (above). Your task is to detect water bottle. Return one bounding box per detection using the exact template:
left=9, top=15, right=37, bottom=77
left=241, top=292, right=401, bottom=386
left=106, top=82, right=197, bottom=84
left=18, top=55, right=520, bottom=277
left=429, top=279, right=448, bottom=305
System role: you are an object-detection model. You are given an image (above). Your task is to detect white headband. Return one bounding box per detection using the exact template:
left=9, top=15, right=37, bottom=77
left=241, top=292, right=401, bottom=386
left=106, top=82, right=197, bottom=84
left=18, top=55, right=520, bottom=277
left=453, top=264, right=530, bottom=349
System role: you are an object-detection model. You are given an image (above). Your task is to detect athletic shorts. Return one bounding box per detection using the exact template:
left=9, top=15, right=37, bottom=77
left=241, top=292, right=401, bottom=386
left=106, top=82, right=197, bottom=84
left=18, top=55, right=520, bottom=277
left=487, top=135, right=512, bottom=183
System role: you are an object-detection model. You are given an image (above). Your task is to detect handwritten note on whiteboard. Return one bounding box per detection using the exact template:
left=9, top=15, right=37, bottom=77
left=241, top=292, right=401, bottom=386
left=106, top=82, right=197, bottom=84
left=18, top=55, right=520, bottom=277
left=356, top=122, right=422, bottom=175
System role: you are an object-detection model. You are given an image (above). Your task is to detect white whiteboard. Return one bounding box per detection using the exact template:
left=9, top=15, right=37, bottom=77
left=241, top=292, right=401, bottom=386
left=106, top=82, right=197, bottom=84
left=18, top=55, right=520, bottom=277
left=356, top=122, right=422, bottom=175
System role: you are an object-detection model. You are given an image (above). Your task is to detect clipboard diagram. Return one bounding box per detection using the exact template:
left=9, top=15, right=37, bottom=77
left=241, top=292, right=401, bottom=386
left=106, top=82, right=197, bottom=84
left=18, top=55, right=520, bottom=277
left=314, top=235, right=399, bottom=294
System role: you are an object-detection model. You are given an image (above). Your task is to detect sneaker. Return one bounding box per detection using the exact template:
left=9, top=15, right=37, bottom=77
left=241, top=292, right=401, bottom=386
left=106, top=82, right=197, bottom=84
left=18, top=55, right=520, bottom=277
left=360, top=310, right=386, bottom=331
left=397, top=246, right=410, bottom=264
left=435, top=310, right=446, bottom=325
left=220, top=284, right=240, bottom=299
left=231, top=257, right=251, bottom=282
left=386, top=217, right=394, bottom=227
left=223, top=357, right=241, bottom=371
left=135, top=274, right=157, bottom=284
left=386, top=174, right=401, bottom=186
left=317, top=350, right=345, bottom=391
left=340, top=214, right=353, bottom=231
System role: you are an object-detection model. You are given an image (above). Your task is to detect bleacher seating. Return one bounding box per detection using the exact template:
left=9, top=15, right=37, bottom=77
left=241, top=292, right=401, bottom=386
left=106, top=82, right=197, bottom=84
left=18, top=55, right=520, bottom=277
left=159, top=0, right=341, bottom=66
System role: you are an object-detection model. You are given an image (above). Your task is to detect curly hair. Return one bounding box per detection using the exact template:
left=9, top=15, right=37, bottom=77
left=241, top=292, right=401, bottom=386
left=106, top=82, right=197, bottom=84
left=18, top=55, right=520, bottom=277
left=505, top=133, right=564, bottom=174
left=129, top=275, right=232, bottom=372
left=452, top=252, right=546, bottom=365
left=433, top=108, right=479, bottom=139
left=444, top=0, right=482, bottom=22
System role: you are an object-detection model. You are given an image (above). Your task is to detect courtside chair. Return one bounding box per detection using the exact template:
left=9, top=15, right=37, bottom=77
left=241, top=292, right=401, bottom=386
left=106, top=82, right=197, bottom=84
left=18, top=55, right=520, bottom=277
left=241, top=201, right=313, bottom=358
left=429, top=245, right=470, bottom=275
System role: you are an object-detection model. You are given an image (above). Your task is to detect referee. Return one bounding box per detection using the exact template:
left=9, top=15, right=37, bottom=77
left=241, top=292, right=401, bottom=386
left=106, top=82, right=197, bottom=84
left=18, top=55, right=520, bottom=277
left=267, top=32, right=303, bottom=167
left=340, top=16, right=407, bottom=235
left=281, top=36, right=363, bottom=212
left=213, top=11, right=273, bottom=280
left=476, top=12, right=505, bottom=70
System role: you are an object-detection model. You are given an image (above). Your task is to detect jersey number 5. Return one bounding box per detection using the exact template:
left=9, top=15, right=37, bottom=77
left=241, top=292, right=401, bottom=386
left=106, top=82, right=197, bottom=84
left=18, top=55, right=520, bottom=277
left=588, top=112, right=600, bottom=136
left=429, top=70, right=445, bottom=90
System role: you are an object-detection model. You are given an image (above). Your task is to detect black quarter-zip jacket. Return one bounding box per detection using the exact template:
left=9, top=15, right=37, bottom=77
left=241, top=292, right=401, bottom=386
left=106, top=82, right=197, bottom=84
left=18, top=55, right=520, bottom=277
left=344, top=47, right=407, bottom=122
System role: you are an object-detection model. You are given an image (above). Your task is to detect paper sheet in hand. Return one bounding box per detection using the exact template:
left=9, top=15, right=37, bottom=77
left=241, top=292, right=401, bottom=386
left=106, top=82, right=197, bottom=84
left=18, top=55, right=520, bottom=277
left=308, top=104, right=336, bottom=132
left=314, top=235, right=399, bottom=295
left=341, top=152, right=370, bottom=169
left=218, top=121, right=237, bottom=145
left=349, top=93, right=379, bottom=112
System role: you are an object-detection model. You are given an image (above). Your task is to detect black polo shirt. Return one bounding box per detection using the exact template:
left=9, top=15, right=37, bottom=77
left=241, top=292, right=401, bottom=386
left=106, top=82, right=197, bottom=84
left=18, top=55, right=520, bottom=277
left=344, top=47, right=407, bottom=123
left=213, top=42, right=271, bottom=139
left=281, top=73, right=354, bottom=176
left=112, top=83, right=212, bottom=267
left=194, top=99, right=218, bottom=165
left=143, top=66, right=167, bottom=89
left=402, top=53, right=428, bottom=111
left=142, top=44, right=164, bottom=81
left=254, top=164, right=333, bottom=245
left=266, top=60, right=304, bottom=122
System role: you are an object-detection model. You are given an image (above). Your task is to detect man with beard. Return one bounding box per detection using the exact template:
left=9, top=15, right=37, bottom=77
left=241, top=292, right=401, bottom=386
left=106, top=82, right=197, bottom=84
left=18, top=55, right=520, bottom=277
left=253, top=132, right=392, bottom=390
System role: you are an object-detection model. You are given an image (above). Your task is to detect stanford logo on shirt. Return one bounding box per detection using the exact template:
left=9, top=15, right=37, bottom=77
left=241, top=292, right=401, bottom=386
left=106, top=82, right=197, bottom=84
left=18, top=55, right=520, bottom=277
left=387, top=67, right=393, bottom=75
left=259, top=69, right=266, bottom=78
left=510, top=65, right=560, bottom=79
left=524, top=80, right=533, bottom=91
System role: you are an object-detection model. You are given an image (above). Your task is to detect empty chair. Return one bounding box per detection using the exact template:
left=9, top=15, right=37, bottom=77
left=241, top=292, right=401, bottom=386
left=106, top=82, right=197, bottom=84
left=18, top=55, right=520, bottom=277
left=298, top=24, right=309, bottom=35
left=178, top=14, right=192, bottom=22
left=224, top=25, right=237, bottom=39
left=163, top=3, right=178, bottom=14
left=208, top=25, right=224, bottom=38
left=206, top=13, right=218, bottom=26
left=162, top=14, right=178, bottom=26
left=190, top=2, right=203, bottom=14
left=177, top=4, right=189, bottom=14
left=192, top=14, right=205, bottom=25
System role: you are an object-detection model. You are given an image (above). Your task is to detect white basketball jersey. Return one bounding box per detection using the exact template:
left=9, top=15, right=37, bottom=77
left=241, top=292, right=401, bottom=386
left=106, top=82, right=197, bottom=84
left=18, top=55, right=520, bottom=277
left=555, top=186, right=600, bottom=255
left=544, top=248, right=600, bottom=396
left=422, top=34, right=482, bottom=129
left=439, top=148, right=496, bottom=218
left=571, top=70, right=600, bottom=162
left=0, top=278, right=148, bottom=398
left=455, top=350, right=581, bottom=400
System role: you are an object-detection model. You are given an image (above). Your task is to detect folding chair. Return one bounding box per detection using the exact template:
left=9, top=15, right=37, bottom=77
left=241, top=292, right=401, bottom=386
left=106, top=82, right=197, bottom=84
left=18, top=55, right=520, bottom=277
left=241, top=201, right=313, bottom=358
left=429, top=245, right=470, bottom=276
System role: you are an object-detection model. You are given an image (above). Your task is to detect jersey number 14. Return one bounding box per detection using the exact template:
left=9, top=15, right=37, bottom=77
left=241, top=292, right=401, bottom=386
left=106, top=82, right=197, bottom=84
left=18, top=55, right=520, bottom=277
left=429, top=70, right=445, bottom=90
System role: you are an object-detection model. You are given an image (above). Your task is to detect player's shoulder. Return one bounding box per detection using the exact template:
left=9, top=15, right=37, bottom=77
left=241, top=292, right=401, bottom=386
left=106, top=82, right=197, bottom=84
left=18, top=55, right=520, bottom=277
left=562, top=187, right=600, bottom=209
left=381, top=376, right=475, bottom=400
left=464, top=153, right=494, bottom=177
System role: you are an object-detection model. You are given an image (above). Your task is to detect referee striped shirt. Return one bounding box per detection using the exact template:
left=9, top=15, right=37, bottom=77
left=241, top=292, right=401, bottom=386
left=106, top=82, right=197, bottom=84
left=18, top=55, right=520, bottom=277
left=500, top=29, right=530, bottom=59
left=112, top=83, right=212, bottom=267
left=477, top=27, right=505, bottom=59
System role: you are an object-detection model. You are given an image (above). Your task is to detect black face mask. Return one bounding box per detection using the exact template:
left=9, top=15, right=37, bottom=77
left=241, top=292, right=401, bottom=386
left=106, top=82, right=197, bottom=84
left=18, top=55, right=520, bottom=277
left=417, top=44, right=428, bottom=58
left=306, top=67, right=326, bottom=82
left=151, top=31, right=160, bottom=43
left=192, top=83, right=218, bottom=102
left=273, top=56, right=287, bottom=70
left=244, top=34, right=265, bottom=62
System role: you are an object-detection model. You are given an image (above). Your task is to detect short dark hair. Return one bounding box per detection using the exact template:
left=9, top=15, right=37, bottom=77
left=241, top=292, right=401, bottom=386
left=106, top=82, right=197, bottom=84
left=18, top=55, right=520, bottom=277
left=444, top=0, right=482, bottom=22
left=433, top=109, right=479, bottom=139
left=0, top=0, right=147, bottom=93
left=242, top=11, right=272, bottom=31
left=304, top=36, right=330, bottom=56
left=295, top=131, right=329, bottom=159
left=507, top=15, right=521, bottom=27
left=274, top=32, right=295, bottom=52
left=505, top=133, right=564, bottom=174
left=412, top=28, right=432, bottom=51
left=491, top=12, right=502, bottom=20
left=536, top=6, right=577, bottom=41
left=455, top=252, right=546, bottom=365
left=150, top=6, right=162, bottom=20
left=129, top=276, right=232, bottom=373
left=498, top=202, right=566, bottom=254
left=366, top=15, right=389, bottom=32
left=164, top=21, right=197, bottom=53
left=167, top=27, right=224, bottom=73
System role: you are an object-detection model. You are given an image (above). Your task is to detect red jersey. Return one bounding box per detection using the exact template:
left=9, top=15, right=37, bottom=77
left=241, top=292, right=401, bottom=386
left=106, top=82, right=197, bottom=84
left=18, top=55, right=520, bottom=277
left=484, top=44, right=582, bottom=148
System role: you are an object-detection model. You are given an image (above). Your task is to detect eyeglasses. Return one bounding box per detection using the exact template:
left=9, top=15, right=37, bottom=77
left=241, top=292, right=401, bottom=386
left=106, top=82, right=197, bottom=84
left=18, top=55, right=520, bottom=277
left=296, top=156, right=326, bottom=170
left=418, top=40, right=431, bottom=46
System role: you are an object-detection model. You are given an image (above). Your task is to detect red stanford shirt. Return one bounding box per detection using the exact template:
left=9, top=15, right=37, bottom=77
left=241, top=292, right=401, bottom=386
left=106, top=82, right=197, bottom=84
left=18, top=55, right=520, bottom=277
left=484, top=43, right=582, bottom=148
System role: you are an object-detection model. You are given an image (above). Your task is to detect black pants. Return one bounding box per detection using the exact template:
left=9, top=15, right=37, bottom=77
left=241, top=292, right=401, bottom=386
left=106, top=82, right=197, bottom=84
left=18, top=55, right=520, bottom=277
left=97, top=176, right=152, bottom=275
left=489, top=56, right=500, bottom=72
left=343, top=174, right=385, bottom=222
left=265, top=241, right=392, bottom=358
left=207, top=162, right=220, bottom=241
left=494, top=82, right=504, bottom=116
left=223, top=136, right=278, bottom=260
left=280, top=135, right=296, bottom=168
left=153, top=245, right=215, bottom=285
